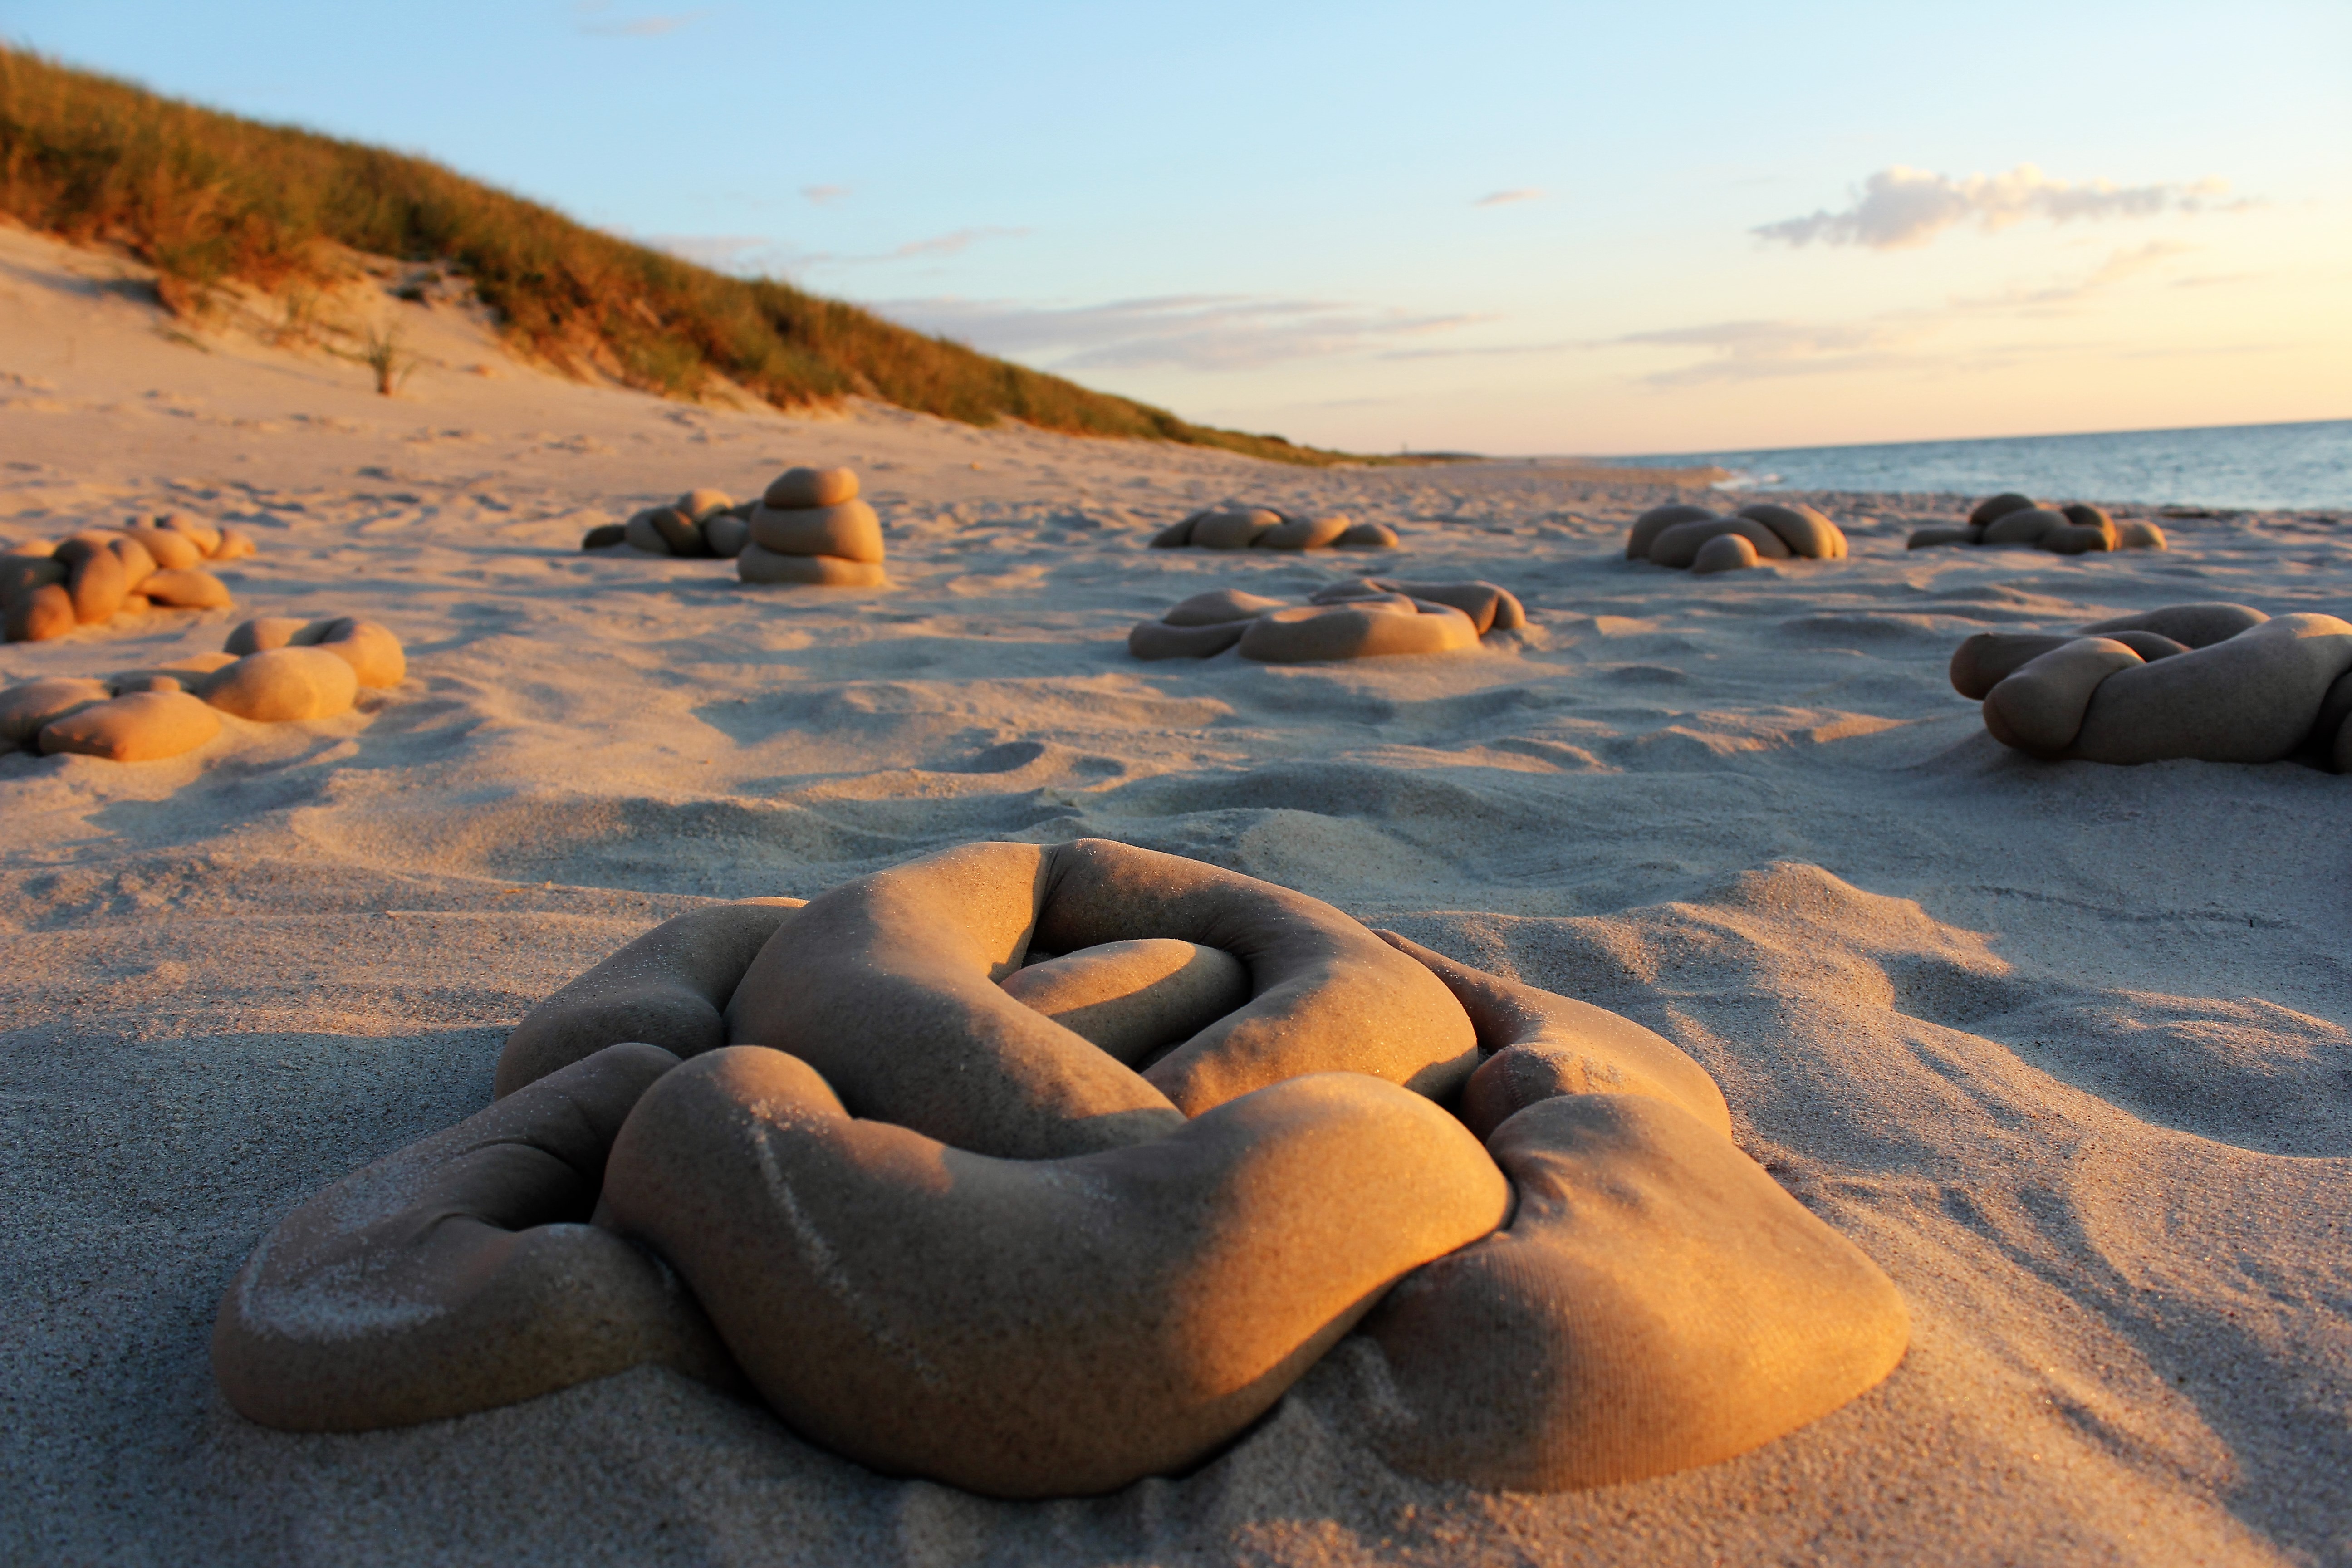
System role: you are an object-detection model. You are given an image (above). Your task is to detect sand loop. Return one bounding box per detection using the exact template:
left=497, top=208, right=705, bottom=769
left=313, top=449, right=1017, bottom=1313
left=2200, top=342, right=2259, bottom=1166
left=1954, top=603, right=2352, bottom=765
left=218, top=839, right=1908, bottom=1499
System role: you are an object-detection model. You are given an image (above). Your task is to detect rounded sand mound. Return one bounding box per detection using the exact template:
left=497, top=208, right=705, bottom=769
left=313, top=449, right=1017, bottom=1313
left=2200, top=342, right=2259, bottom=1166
left=1152, top=507, right=1398, bottom=551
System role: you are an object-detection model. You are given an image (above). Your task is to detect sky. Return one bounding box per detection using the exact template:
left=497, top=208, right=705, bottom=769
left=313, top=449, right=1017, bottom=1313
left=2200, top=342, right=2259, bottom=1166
left=5, top=0, right=2348, bottom=455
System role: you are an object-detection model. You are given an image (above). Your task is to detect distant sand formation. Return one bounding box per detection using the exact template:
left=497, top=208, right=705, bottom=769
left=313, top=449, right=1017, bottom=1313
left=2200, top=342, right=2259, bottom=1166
left=2, top=513, right=248, bottom=642
left=581, top=468, right=887, bottom=587
left=1625, top=501, right=1847, bottom=573
left=211, top=840, right=1908, bottom=1497
left=1131, top=579, right=1525, bottom=661
left=1909, top=492, right=2167, bottom=553
left=1152, top=507, right=1400, bottom=551
left=1, top=614, right=404, bottom=761
left=1954, top=603, right=2352, bottom=765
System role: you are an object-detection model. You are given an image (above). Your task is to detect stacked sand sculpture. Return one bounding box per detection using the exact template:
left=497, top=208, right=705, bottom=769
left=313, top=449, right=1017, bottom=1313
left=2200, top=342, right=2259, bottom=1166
left=738, top=467, right=886, bottom=586
left=1908, top=492, right=2167, bottom=553
left=213, top=839, right=1909, bottom=1497
left=1152, top=507, right=1400, bottom=551
left=1130, top=578, right=1526, bottom=662
left=0, top=614, right=405, bottom=762
left=1625, top=500, right=1847, bottom=573
left=1, top=513, right=249, bottom=642
left=582, top=490, right=754, bottom=559
left=1951, top=603, right=2352, bottom=766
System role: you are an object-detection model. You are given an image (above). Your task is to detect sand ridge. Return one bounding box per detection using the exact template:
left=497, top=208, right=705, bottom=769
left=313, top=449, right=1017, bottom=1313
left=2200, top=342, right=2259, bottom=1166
left=2, top=220, right=2348, bottom=1565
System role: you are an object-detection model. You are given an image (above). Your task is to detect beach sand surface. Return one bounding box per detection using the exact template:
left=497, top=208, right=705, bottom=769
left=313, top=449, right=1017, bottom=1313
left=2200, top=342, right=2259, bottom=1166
left=3, top=223, right=2346, bottom=1567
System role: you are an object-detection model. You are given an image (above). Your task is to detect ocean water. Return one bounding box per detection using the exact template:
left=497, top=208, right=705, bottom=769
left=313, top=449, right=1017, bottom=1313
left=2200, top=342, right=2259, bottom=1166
left=1611, top=418, right=2352, bottom=512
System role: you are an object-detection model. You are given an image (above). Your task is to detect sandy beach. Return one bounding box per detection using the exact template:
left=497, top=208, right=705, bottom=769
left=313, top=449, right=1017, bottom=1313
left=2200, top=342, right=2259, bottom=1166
left=3, top=220, right=2347, bottom=1566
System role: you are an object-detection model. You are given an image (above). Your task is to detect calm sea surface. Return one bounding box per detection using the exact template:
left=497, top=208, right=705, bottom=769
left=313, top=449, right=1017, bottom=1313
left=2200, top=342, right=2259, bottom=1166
left=1608, top=419, right=2351, bottom=512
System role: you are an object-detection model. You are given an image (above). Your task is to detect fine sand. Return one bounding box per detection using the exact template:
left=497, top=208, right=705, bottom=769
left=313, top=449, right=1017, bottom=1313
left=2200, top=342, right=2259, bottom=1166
left=3, top=221, right=2347, bottom=1567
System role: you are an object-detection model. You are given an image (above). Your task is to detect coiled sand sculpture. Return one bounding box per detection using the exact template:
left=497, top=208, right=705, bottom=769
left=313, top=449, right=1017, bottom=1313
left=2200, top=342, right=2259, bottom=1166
left=1130, top=578, right=1525, bottom=662
left=1152, top=507, right=1399, bottom=551
left=0, top=614, right=405, bottom=761
left=1909, top=492, right=2167, bottom=554
left=581, top=469, right=886, bottom=587
left=213, top=839, right=1909, bottom=1498
left=1, top=513, right=248, bottom=642
left=1625, top=501, right=1847, bottom=573
left=583, top=490, right=752, bottom=559
left=1953, top=603, right=2352, bottom=766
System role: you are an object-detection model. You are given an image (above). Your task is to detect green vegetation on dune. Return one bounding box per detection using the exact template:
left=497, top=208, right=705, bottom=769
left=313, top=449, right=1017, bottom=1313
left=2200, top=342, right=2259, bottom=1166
left=0, top=47, right=1368, bottom=465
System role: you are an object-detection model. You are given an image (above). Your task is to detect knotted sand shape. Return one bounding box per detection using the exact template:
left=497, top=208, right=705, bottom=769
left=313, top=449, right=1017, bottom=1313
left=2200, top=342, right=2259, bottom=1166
left=1, top=513, right=247, bottom=643
left=0, top=614, right=404, bottom=761
left=1152, top=507, right=1399, bottom=551
left=1907, top=491, right=2168, bottom=554
left=1952, top=603, right=2352, bottom=767
left=1131, top=579, right=1524, bottom=662
left=1626, top=501, right=1847, bottom=573
left=215, top=840, right=1908, bottom=1497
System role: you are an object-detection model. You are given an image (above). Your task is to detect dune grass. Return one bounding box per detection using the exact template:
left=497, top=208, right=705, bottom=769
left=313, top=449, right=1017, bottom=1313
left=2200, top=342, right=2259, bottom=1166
left=0, top=46, right=1373, bottom=464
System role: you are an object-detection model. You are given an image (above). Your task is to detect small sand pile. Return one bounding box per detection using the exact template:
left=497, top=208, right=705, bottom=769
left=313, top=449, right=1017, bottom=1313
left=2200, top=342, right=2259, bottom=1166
left=1152, top=507, right=1399, bottom=551
left=739, top=467, right=887, bottom=587
left=583, top=490, right=755, bottom=558
left=1131, top=578, right=1525, bottom=662
left=1, top=512, right=249, bottom=642
left=1625, top=501, right=1847, bottom=573
left=1952, top=603, right=2352, bottom=765
left=0, top=613, right=405, bottom=761
left=1909, top=493, right=2167, bottom=553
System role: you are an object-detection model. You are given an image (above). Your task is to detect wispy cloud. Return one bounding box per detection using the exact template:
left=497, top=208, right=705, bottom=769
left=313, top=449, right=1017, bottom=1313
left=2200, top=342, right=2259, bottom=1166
left=643, top=226, right=1028, bottom=278
left=1475, top=188, right=1546, bottom=208
left=871, top=294, right=1487, bottom=372
left=1756, top=164, right=2243, bottom=250
left=1953, top=240, right=2196, bottom=309
left=1600, top=318, right=1933, bottom=386
left=573, top=3, right=710, bottom=37
left=801, top=185, right=850, bottom=206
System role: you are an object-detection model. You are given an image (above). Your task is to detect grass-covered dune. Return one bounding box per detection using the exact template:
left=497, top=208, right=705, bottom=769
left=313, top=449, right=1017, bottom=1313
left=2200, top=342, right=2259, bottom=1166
left=0, top=47, right=1367, bottom=465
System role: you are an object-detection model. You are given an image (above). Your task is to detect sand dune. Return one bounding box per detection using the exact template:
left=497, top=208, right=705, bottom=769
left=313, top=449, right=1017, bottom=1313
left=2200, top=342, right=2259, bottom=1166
left=2, top=220, right=2347, bottom=1566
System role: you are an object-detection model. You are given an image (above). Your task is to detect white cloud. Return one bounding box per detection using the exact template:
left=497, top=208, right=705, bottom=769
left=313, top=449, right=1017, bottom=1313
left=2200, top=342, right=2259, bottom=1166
left=1601, top=318, right=1933, bottom=385
left=871, top=295, right=1487, bottom=372
left=1475, top=188, right=1546, bottom=208
left=1756, top=164, right=2240, bottom=250
left=802, top=185, right=851, bottom=206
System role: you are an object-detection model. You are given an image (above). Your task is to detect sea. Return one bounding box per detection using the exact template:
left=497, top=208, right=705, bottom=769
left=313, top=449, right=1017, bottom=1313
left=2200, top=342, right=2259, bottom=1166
left=1607, top=418, right=2352, bottom=513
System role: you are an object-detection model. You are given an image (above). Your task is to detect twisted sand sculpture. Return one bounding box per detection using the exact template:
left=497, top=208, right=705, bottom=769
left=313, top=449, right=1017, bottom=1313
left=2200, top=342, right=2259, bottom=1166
left=1152, top=507, right=1400, bottom=551
left=1, top=513, right=247, bottom=642
left=1953, top=603, right=2352, bottom=766
left=583, top=489, right=754, bottom=559
left=1130, top=579, right=1526, bottom=662
left=1625, top=501, right=1847, bottom=574
left=214, top=839, right=1909, bottom=1499
left=1908, top=492, right=2167, bottom=554
left=0, top=614, right=404, bottom=761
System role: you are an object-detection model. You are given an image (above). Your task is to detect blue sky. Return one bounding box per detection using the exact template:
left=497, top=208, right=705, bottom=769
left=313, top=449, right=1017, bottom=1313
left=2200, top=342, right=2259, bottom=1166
left=6, top=0, right=2347, bottom=453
